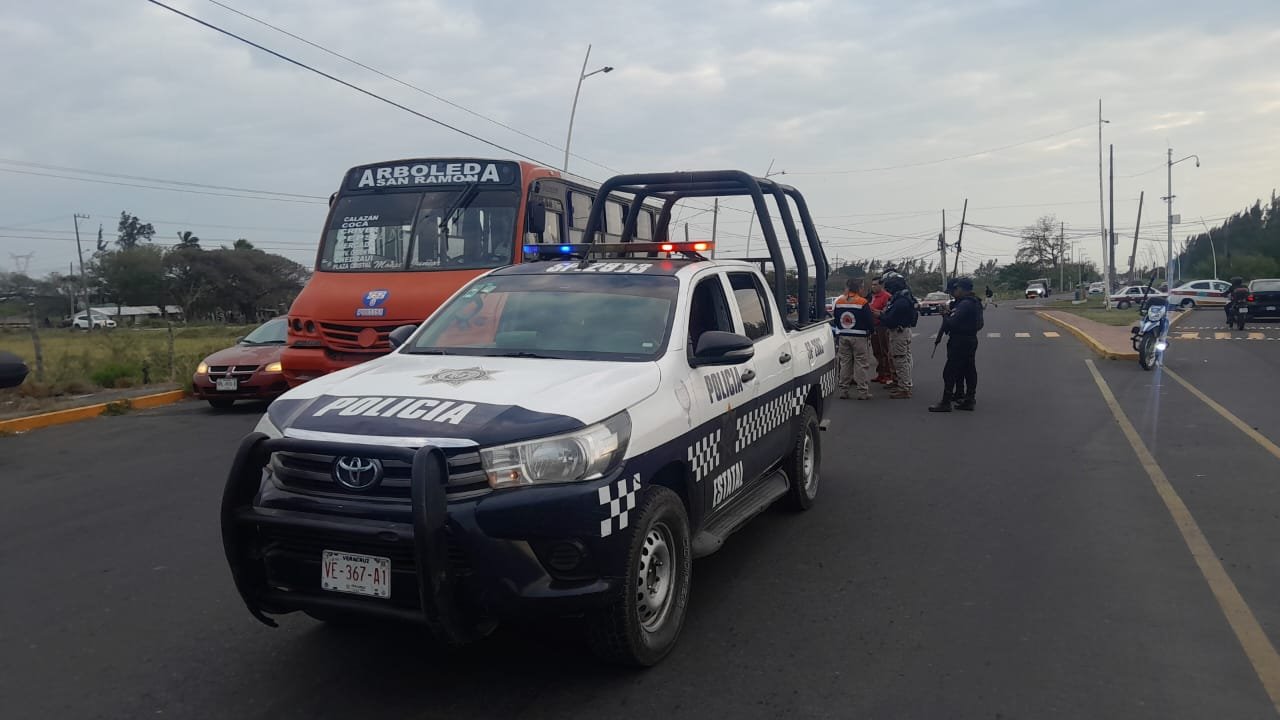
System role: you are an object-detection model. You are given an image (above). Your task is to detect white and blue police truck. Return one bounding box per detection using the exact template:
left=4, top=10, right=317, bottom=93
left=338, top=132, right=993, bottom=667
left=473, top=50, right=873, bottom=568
left=222, top=171, right=837, bottom=666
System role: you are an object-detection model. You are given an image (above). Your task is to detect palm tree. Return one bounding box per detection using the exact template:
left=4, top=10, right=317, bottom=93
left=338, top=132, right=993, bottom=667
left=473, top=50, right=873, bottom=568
left=176, top=231, right=201, bottom=248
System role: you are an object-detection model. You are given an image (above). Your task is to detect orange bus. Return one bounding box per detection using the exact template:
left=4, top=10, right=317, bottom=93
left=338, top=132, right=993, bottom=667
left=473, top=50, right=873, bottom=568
left=282, top=157, right=662, bottom=385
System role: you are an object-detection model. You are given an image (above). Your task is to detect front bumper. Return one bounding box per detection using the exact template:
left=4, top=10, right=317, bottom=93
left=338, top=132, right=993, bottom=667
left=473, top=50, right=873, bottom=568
left=221, top=434, right=622, bottom=641
left=193, top=372, right=289, bottom=400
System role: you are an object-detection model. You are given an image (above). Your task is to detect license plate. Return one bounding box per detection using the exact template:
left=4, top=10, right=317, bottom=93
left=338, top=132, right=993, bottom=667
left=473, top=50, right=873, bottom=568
left=321, top=550, right=391, bottom=599
left=1268, top=306, right=1277, bottom=312
left=215, top=377, right=238, bottom=391
left=1239, top=307, right=1248, bottom=313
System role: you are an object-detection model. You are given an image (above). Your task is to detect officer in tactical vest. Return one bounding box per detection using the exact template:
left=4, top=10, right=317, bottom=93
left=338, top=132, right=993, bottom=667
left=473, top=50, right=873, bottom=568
left=929, top=277, right=983, bottom=412
left=831, top=276, right=874, bottom=400
left=879, top=272, right=917, bottom=398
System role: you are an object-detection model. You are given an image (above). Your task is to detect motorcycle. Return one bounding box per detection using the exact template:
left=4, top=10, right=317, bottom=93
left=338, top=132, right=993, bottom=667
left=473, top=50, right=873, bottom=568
left=1131, top=295, right=1170, bottom=371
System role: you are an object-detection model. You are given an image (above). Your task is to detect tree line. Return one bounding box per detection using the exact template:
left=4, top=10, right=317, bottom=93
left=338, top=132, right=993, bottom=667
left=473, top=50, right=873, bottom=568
left=1, top=211, right=310, bottom=324
left=1178, top=192, right=1280, bottom=281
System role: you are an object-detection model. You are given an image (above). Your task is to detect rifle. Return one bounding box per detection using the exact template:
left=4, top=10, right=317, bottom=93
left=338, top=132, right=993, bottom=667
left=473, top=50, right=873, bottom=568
left=932, top=319, right=946, bottom=358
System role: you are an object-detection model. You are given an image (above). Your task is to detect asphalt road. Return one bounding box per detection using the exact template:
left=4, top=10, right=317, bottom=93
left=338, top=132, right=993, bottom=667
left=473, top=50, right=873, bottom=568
left=3, top=306, right=1279, bottom=719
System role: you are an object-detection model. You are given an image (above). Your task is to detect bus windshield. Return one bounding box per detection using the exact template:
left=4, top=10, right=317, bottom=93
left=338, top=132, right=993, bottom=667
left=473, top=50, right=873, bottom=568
left=320, top=187, right=519, bottom=272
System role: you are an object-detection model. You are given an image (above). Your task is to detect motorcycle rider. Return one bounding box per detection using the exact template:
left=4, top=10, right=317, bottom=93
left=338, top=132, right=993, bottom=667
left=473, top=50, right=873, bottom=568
left=1226, top=276, right=1249, bottom=324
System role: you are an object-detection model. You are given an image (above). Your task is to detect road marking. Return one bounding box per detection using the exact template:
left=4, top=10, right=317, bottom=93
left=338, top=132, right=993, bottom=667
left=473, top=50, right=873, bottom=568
left=987, top=332, right=1001, bottom=338
left=1163, top=368, right=1280, bottom=463
left=1216, top=332, right=1232, bottom=340
left=1250, top=332, right=1265, bottom=340
left=1015, top=332, right=1031, bottom=338
left=1179, top=332, right=1200, bottom=340
left=1085, top=360, right=1280, bottom=713
left=1043, top=331, right=1060, bottom=338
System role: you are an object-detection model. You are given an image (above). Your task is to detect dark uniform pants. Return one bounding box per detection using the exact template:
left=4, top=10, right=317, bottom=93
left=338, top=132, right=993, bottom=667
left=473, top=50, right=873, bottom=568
left=943, top=335, right=978, bottom=400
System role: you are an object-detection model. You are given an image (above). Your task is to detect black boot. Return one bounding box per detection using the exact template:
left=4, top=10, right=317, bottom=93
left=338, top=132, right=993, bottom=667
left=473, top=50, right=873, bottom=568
left=955, top=397, right=976, bottom=411
left=928, top=394, right=953, bottom=412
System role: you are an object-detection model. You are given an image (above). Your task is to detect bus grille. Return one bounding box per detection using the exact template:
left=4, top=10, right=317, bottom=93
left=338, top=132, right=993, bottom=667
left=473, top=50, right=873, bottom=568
left=318, top=322, right=401, bottom=352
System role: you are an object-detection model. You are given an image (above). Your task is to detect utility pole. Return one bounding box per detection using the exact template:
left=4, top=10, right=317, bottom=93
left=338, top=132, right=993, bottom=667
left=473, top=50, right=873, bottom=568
left=939, top=209, right=948, bottom=289
left=73, top=213, right=92, bottom=331
left=1059, top=222, right=1065, bottom=293
left=1097, top=99, right=1110, bottom=308
left=744, top=158, right=774, bottom=258
left=1128, top=191, right=1144, bottom=283
left=1108, top=144, right=1116, bottom=286
left=710, top=198, right=718, bottom=258
left=951, top=199, right=967, bottom=276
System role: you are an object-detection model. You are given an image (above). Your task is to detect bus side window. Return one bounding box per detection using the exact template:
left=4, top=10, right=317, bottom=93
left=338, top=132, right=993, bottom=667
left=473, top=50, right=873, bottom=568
left=569, top=191, right=591, bottom=243
left=637, top=210, right=654, bottom=241
left=605, top=200, right=624, bottom=240
left=542, top=210, right=562, bottom=245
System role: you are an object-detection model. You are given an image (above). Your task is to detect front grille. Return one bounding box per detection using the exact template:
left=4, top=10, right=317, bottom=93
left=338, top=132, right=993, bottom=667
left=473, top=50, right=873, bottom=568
left=318, top=321, right=400, bottom=352
left=271, top=446, right=490, bottom=502
left=208, top=364, right=259, bottom=380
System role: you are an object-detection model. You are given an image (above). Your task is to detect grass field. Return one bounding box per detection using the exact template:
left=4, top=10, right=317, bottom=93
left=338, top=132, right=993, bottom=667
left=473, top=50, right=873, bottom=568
left=0, top=324, right=255, bottom=396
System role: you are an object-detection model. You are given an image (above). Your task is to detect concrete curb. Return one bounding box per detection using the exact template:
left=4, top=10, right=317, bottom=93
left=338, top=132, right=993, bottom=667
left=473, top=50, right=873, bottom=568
left=1034, top=311, right=1137, bottom=361
left=0, top=389, right=188, bottom=435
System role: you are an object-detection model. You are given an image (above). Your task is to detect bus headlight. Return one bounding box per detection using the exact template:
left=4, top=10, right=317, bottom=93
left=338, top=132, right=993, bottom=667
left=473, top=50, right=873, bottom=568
left=482, top=412, right=631, bottom=489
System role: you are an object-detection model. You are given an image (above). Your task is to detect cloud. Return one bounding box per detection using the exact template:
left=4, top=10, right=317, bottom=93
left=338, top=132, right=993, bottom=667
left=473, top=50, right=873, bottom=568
left=1149, top=111, right=1206, bottom=132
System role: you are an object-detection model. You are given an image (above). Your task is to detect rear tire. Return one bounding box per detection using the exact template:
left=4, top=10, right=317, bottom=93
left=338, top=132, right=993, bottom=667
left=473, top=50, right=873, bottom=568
left=585, top=486, right=691, bottom=667
left=1117, top=300, right=1131, bottom=310
left=1181, top=299, right=1195, bottom=309
left=1236, top=317, right=1247, bottom=331
left=1138, top=335, right=1156, bottom=371
left=784, top=405, right=821, bottom=511
left=207, top=398, right=235, bottom=410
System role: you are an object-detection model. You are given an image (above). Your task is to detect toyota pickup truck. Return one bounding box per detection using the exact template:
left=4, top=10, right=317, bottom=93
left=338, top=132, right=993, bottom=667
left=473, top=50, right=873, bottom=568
left=221, top=170, right=837, bottom=666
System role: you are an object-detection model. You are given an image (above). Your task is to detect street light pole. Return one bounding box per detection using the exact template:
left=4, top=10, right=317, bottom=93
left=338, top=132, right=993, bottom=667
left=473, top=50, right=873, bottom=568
left=73, top=213, right=91, bottom=332
left=563, top=44, right=613, bottom=173
left=744, top=160, right=785, bottom=258
left=1165, top=148, right=1200, bottom=291
left=1097, top=100, right=1111, bottom=308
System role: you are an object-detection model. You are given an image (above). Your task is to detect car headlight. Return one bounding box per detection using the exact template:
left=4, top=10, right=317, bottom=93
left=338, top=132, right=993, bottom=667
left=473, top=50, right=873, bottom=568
left=481, top=411, right=631, bottom=489
left=197, top=361, right=209, bottom=374
left=264, top=361, right=283, bottom=373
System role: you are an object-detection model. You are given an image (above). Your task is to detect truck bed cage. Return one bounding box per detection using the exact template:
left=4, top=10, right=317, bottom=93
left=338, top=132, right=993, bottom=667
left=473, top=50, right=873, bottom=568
left=578, top=170, right=829, bottom=326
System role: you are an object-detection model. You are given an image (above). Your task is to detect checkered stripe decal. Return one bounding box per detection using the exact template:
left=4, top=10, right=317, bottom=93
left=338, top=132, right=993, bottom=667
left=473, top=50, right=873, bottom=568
left=820, top=364, right=838, bottom=397
left=735, top=387, right=808, bottom=453
left=688, top=429, right=721, bottom=482
left=598, top=474, right=641, bottom=538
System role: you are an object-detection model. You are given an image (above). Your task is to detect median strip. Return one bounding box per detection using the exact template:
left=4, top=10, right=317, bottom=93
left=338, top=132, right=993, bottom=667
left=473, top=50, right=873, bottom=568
left=0, top=389, right=188, bottom=434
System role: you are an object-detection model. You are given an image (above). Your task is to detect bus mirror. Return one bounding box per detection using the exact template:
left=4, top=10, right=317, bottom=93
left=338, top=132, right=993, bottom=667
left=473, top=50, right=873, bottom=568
left=527, top=200, right=547, bottom=235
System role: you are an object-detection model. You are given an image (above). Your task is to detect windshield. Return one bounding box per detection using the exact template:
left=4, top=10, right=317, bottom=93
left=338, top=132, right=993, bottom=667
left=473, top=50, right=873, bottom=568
left=926, top=292, right=949, bottom=301
left=1250, top=280, right=1280, bottom=292
left=241, top=317, right=287, bottom=345
left=409, top=273, right=679, bottom=361
left=319, top=188, right=518, bottom=272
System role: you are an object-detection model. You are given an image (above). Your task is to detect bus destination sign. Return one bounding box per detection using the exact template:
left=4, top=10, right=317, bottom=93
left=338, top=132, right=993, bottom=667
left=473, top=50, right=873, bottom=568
left=349, top=160, right=517, bottom=189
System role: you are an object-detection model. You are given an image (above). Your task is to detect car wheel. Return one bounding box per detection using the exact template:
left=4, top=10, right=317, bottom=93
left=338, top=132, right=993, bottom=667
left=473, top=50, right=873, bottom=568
left=1180, top=299, right=1195, bottom=309
left=585, top=486, right=691, bottom=667
left=207, top=398, right=236, bottom=410
left=783, top=405, right=821, bottom=511
left=1117, top=300, right=1131, bottom=310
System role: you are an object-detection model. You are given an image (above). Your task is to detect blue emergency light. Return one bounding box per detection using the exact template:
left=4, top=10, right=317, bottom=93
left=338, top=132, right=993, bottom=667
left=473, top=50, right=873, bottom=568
left=523, top=241, right=713, bottom=258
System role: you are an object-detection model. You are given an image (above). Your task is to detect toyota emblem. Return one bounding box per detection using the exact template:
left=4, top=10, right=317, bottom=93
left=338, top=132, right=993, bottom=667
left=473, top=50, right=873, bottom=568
left=332, top=456, right=384, bottom=491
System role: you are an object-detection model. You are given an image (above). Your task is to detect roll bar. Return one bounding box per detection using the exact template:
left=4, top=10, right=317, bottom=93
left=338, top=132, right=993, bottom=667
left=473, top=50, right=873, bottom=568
left=580, top=171, right=829, bottom=326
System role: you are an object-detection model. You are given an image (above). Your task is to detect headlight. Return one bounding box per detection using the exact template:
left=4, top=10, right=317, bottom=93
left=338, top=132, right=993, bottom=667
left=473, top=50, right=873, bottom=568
left=264, top=361, right=283, bottom=373
left=196, top=361, right=209, bottom=374
left=1155, top=341, right=1168, bottom=351
left=481, top=412, right=631, bottom=489
left=1147, top=305, right=1167, bottom=321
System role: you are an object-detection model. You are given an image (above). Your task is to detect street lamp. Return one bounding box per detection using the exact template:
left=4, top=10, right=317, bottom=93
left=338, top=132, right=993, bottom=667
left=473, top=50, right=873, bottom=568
left=563, top=44, right=613, bottom=172
left=1165, top=148, right=1200, bottom=289
left=744, top=159, right=786, bottom=257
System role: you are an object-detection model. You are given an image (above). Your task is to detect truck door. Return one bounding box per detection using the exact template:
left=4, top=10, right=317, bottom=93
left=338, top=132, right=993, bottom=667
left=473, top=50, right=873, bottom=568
left=725, top=271, right=796, bottom=481
left=685, top=271, right=759, bottom=518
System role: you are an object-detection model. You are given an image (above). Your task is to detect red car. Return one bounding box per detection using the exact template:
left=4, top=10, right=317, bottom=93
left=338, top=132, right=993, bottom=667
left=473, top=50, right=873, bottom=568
left=192, top=317, right=290, bottom=409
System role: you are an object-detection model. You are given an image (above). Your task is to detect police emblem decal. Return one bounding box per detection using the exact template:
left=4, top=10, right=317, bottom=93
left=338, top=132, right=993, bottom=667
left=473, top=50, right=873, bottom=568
left=332, top=456, right=384, bottom=491
left=418, top=367, right=498, bottom=387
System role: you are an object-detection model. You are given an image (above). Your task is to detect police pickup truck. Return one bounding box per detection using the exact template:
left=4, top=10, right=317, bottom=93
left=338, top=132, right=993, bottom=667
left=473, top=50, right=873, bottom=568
left=221, top=170, right=836, bottom=666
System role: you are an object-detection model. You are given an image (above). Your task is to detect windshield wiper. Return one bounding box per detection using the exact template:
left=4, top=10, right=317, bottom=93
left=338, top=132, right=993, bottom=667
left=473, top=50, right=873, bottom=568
left=438, top=183, right=479, bottom=238
left=409, top=349, right=450, bottom=355
left=494, top=351, right=555, bottom=359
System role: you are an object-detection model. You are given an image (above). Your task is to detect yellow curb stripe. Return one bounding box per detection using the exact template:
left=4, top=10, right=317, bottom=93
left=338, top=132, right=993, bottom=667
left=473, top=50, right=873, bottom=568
left=1216, top=332, right=1232, bottom=340
left=1085, top=360, right=1280, bottom=714
left=1249, top=332, right=1265, bottom=341
left=1163, top=368, right=1280, bottom=463
left=0, top=390, right=187, bottom=434
left=1034, top=311, right=1138, bottom=361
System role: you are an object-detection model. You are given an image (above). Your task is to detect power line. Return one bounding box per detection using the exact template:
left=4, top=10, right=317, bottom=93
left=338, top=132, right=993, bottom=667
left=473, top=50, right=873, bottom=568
left=0, top=167, right=324, bottom=204
left=203, top=0, right=622, bottom=176
left=144, top=0, right=558, bottom=169
left=0, top=158, right=323, bottom=199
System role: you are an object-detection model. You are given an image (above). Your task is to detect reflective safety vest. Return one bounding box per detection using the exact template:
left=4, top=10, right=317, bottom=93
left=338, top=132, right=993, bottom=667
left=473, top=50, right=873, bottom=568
left=832, top=294, right=873, bottom=336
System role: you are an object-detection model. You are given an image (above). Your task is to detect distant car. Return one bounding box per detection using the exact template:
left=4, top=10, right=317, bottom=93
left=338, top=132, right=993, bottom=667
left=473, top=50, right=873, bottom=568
left=1168, top=279, right=1232, bottom=309
left=1088, top=282, right=1107, bottom=296
left=192, top=317, right=290, bottom=409
left=1025, top=282, right=1048, bottom=299
left=0, top=350, right=29, bottom=389
left=1240, top=278, right=1280, bottom=321
left=918, top=291, right=951, bottom=315
left=70, top=311, right=117, bottom=330
left=1109, top=285, right=1166, bottom=310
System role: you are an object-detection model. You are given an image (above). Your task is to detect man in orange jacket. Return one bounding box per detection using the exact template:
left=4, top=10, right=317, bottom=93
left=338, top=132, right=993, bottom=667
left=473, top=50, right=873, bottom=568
left=831, top=277, right=874, bottom=400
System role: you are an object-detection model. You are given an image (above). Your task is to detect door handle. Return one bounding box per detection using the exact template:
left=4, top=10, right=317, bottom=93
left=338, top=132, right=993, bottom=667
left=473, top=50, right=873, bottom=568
left=740, top=369, right=756, bottom=383
left=779, top=352, right=791, bottom=364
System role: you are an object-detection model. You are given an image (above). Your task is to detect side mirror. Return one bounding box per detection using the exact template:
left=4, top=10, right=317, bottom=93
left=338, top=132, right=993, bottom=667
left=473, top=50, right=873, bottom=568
left=691, top=331, right=754, bottom=367
left=388, top=324, right=417, bottom=350
left=526, top=199, right=547, bottom=235
left=0, top=350, right=29, bottom=389
left=235, top=336, right=245, bottom=344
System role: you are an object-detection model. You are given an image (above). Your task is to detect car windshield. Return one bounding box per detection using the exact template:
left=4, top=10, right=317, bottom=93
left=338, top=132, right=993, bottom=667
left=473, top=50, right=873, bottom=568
left=408, top=273, right=679, bottom=361
left=1250, top=280, right=1280, bottom=292
left=319, top=188, right=518, bottom=272
left=926, top=292, right=949, bottom=301
left=240, top=317, right=288, bottom=345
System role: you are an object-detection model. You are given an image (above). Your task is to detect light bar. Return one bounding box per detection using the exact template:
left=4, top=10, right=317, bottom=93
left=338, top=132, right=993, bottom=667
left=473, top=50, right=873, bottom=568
left=522, top=241, right=714, bottom=256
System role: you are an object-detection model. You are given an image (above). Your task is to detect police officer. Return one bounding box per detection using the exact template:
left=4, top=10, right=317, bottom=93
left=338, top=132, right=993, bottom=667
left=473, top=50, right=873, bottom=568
left=831, top=277, right=874, bottom=400
left=879, top=273, right=916, bottom=398
left=929, top=277, right=983, bottom=412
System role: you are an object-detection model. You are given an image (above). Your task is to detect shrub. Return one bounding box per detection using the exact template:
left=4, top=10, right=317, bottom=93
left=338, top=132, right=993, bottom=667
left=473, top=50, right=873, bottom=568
left=90, top=362, right=142, bottom=389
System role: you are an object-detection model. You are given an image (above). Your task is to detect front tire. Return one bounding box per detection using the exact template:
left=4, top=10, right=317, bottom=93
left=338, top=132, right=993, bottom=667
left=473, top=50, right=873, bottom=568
left=1181, top=299, right=1196, bottom=309
left=585, top=486, right=691, bottom=667
left=1236, top=317, right=1247, bottom=331
left=784, top=405, right=821, bottom=511
left=1138, top=335, right=1156, bottom=371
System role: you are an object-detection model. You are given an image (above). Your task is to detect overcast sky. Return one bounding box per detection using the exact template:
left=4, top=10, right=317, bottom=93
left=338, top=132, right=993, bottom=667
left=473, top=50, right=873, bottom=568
left=2, top=0, right=1277, bottom=279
